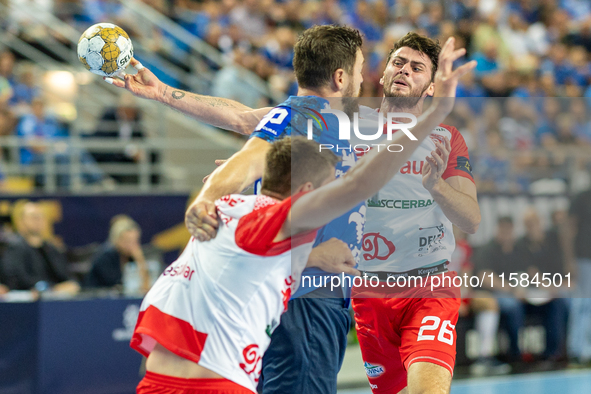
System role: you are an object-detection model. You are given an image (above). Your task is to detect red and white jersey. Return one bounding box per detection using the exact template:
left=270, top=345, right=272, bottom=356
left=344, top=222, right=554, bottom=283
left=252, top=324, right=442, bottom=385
left=352, top=106, right=474, bottom=272
left=131, top=194, right=316, bottom=393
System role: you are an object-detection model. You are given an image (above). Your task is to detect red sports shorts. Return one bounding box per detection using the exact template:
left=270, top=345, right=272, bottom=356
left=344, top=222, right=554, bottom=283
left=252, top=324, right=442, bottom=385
left=351, top=272, right=461, bottom=394
left=136, top=371, right=255, bottom=394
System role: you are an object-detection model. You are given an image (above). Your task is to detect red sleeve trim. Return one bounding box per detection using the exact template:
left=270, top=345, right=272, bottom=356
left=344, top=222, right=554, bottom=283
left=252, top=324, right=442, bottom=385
left=131, top=305, right=208, bottom=363
left=405, top=349, right=455, bottom=377
left=235, top=193, right=318, bottom=256
left=439, top=124, right=474, bottom=183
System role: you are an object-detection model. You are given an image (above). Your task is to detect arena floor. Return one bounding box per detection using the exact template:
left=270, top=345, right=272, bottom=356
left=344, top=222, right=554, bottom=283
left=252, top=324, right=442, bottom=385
left=339, top=369, right=591, bottom=394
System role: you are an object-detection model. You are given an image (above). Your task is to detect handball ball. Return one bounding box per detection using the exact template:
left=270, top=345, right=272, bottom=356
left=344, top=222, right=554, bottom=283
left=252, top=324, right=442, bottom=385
left=77, top=23, right=133, bottom=77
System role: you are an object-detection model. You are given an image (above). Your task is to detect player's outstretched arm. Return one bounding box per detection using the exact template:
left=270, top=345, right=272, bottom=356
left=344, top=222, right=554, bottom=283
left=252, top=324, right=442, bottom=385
left=105, top=58, right=272, bottom=135
left=185, top=137, right=271, bottom=241
left=286, top=37, right=476, bottom=236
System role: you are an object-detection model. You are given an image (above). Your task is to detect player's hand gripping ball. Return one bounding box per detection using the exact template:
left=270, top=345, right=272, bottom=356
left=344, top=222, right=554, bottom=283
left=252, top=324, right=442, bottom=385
left=77, top=23, right=133, bottom=77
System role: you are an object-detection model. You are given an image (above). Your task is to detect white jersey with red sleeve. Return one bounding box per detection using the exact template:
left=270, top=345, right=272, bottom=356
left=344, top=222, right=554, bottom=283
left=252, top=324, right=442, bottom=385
left=352, top=106, right=475, bottom=272
left=130, top=194, right=316, bottom=393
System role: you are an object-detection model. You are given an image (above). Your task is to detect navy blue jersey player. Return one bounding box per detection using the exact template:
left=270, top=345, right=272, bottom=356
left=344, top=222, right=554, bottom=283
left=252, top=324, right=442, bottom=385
left=251, top=95, right=365, bottom=299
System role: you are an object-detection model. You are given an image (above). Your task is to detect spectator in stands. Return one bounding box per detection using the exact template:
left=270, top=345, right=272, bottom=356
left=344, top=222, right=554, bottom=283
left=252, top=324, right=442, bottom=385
left=16, top=97, right=65, bottom=186
left=90, top=93, right=158, bottom=184
left=211, top=48, right=267, bottom=109
left=515, top=208, right=568, bottom=361
left=566, top=183, right=591, bottom=365
left=540, top=43, right=575, bottom=86
left=229, top=0, right=268, bottom=43
left=536, top=98, right=562, bottom=146
left=555, top=114, right=578, bottom=145
left=0, top=51, right=16, bottom=88
left=15, top=98, right=104, bottom=188
left=0, top=75, right=12, bottom=108
left=471, top=41, right=501, bottom=78
left=474, top=216, right=525, bottom=362
left=1, top=202, right=80, bottom=294
left=85, top=215, right=150, bottom=293
left=9, top=65, right=40, bottom=107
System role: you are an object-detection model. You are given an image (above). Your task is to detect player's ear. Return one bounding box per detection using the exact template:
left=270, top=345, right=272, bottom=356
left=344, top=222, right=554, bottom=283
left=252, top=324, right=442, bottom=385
left=425, top=82, right=435, bottom=97
left=332, top=68, right=346, bottom=92
left=294, top=181, right=315, bottom=194
left=379, top=75, right=384, bottom=86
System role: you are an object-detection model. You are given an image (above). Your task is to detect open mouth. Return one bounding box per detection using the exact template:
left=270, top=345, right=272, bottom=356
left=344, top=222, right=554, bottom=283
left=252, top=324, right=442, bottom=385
left=393, top=79, right=409, bottom=87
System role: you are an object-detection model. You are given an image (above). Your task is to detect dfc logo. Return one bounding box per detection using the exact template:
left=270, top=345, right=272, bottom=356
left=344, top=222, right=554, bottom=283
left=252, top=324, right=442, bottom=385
left=418, top=224, right=445, bottom=254
left=362, top=232, right=395, bottom=261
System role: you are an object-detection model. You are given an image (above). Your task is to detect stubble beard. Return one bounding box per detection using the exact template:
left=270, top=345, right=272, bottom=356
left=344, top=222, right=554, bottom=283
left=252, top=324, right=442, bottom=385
left=343, top=80, right=362, bottom=118
left=383, top=77, right=431, bottom=111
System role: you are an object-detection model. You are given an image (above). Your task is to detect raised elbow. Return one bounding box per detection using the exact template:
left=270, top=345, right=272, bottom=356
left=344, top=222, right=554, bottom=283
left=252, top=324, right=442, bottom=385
left=464, top=215, right=481, bottom=234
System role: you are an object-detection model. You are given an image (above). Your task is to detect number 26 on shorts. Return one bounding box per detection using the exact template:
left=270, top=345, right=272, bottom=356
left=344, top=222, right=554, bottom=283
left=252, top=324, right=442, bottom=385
left=417, top=316, right=455, bottom=345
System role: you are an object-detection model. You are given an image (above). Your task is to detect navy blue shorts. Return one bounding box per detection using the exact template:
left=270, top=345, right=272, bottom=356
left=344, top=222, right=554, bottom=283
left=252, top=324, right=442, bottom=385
left=257, top=296, right=351, bottom=394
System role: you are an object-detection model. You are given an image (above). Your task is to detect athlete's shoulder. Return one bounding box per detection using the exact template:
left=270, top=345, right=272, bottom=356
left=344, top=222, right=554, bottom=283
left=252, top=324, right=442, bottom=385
left=215, top=194, right=258, bottom=219
left=235, top=195, right=293, bottom=256
left=437, top=123, right=461, bottom=136
left=252, top=105, right=292, bottom=141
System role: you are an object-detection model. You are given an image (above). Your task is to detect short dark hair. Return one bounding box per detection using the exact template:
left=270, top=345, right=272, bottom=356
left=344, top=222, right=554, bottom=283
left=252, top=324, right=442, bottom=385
left=497, top=216, right=513, bottom=226
left=387, top=32, right=441, bottom=81
left=293, top=25, right=363, bottom=89
left=261, top=137, right=339, bottom=197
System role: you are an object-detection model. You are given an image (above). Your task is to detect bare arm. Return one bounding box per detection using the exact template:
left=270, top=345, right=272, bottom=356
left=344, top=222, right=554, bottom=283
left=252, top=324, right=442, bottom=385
left=185, top=137, right=271, bottom=240
left=429, top=175, right=480, bottom=234
left=106, top=58, right=271, bottom=135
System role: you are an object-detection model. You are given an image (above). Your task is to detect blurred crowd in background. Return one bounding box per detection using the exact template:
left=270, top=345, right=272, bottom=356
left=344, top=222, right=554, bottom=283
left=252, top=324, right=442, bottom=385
left=2, top=0, right=591, bottom=193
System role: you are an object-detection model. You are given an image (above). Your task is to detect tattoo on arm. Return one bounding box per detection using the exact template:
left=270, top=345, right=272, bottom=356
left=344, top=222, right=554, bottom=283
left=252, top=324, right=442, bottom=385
left=191, top=95, right=233, bottom=108
left=171, top=90, right=185, bottom=100
left=162, top=85, right=168, bottom=97
left=169, top=89, right=238, bottom=109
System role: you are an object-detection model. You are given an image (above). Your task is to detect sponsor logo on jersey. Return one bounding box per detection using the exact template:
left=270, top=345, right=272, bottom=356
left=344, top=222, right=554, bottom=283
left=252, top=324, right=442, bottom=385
left=239, top=344, right=263, bottom=382
left=399, top=160, right=424, bottom=175
left=418, top=224, right=447, bottom=256
left=364, top=362, right=385, bottom=378
left=362, top=232, right=396, bottom=261
left=367, top=199, right=434, bottom=209
left=429, top=133, right=446, bottom=144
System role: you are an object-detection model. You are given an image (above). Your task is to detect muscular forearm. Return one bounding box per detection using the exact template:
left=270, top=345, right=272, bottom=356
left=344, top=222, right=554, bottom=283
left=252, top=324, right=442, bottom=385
left=429, top=179, right=480, bottom=233
left=159, top=86, right=269, bottom=135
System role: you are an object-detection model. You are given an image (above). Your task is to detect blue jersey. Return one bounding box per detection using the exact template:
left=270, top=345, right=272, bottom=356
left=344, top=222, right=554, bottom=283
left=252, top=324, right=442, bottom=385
left=250, top=96, right=366, bottom=298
